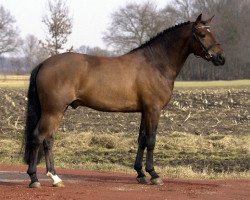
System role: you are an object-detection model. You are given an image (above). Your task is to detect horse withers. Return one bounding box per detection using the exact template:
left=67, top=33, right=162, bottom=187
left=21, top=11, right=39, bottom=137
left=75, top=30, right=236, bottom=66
left=23, top=14, right=225, bottom=188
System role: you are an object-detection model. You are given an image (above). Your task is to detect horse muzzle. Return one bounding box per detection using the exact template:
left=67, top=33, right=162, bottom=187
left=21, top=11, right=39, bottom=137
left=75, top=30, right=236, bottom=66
left=211, top=53, right=225, bottom=66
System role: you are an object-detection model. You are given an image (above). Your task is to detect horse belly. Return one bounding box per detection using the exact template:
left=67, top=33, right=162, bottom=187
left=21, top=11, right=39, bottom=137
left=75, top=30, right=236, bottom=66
left=78, top=87, right=140, bottom=112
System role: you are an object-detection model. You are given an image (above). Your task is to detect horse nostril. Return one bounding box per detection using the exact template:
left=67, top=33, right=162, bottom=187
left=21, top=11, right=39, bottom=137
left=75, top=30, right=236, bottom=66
left=217, top=54, right=225, bottom=64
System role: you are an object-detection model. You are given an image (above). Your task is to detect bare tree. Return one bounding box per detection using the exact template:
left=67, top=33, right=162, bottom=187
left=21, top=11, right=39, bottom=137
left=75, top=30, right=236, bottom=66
left=42, top=0, right=72, bottom=55
left=192, top=0, right=228, bottom=17
left=22, top=34, right=50, bottom=71
left=171, top=0, right=194, bottom=21
left=160, top=5, right=181, bottom=25
left=0, top=5, right=20, bottom=55
left=103, top=1, right=170, bottom=54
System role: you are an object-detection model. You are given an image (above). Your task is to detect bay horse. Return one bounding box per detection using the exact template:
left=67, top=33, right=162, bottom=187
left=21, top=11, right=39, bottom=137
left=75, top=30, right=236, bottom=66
left=23, top=14, right=225, bottom=188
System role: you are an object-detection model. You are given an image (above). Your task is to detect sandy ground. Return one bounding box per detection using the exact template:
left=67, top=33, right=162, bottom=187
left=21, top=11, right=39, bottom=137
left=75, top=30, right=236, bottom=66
left=0, top=164, right=249, bottom=200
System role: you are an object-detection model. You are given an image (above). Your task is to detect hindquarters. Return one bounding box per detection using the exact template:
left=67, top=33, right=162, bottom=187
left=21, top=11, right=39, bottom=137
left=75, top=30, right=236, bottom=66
left=36, top=53, right=85, bottom=112
left=24, top=54, right=79, bottom=164
left=23, top=62, right=67, bottom=165
left=24, top=57, right=71, bottom=187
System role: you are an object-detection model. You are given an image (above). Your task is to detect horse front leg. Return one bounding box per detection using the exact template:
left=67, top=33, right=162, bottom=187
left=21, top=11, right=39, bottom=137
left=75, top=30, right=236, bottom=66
left=134, top=113, right=150, bottom=184
left=144, top=107, right=164, bottom=185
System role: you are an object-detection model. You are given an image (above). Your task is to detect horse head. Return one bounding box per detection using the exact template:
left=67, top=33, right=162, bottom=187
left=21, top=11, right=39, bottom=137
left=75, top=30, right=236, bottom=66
left=191, top=14, right=225, bottom=66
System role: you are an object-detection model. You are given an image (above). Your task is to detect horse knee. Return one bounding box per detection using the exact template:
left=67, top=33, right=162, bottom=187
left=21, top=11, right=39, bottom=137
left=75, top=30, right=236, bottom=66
left=147, top=144, right=155, bottom=151
left=146, top=136, right=156, bottom=151
left=138, top=135, right=146, bottom=149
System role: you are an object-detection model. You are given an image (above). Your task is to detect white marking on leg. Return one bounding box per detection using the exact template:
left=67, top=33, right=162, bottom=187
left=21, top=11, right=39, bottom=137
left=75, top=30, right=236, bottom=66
left=46, top=171, right=62, bottom=184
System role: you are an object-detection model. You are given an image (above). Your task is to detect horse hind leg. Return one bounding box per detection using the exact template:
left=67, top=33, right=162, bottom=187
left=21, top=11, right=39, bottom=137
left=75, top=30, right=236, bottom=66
left=42, top=112, right=65, bottom=187
left=43, top=136, right=64, bottom=187
left=27, top=111, right=64, bottom=188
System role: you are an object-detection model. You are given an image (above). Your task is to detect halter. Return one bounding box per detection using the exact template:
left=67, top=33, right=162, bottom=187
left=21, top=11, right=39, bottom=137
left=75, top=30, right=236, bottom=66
left=192, top=25, right=218, bottom=60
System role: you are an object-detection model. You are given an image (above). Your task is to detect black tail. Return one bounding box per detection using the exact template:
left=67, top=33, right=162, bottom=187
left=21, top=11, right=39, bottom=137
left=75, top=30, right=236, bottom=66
left=23, top=64, right=43, bottom=164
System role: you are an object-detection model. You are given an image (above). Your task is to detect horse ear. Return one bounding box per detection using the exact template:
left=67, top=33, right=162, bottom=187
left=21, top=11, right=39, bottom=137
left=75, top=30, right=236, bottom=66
left=195, top=14, right=202, bottom=24
left=204, top=15, right=214, bottom=25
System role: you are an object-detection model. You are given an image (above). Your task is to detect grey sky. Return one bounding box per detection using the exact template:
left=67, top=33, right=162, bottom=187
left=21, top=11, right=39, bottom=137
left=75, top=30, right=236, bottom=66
left=0, top=0, right=168, bottom=50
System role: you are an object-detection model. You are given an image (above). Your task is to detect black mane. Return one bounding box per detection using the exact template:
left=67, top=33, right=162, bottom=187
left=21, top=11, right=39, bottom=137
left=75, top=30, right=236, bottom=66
left=130, top=21, right=191, bottom=52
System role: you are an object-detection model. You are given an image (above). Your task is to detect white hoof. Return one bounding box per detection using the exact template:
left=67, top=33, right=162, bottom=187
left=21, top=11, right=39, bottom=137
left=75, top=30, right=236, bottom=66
left=46, top=171, right=63, bottom=185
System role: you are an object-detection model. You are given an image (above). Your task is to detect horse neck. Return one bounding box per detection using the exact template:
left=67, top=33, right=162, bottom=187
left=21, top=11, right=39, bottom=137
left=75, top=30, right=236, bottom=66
left=141, top=24, right=193, bottom=83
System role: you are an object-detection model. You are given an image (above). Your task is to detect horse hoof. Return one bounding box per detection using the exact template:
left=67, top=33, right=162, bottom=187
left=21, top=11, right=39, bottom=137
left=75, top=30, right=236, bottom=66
left=136, top=177, right=150, bottom=184
left=151, top=177, right=164, bottom=185
left=29, top=181, right=41, bottom=188
left=53, top=181, right=65, bottom=187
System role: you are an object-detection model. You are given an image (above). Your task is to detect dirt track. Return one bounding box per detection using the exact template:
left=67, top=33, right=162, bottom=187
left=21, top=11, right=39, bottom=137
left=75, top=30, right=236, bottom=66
left=0, top=165, right=249, bottom=200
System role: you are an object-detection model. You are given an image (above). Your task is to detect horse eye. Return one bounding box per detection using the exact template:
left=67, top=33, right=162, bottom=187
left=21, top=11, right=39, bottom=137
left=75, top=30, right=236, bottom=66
left=199, top=32, right=206, bottom=38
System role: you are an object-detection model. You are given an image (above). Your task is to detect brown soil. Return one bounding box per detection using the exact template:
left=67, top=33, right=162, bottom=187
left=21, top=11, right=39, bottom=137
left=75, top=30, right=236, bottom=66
left=0, top=164, right=250, bottom=200
left=0, top=88, right=249, bottom=137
